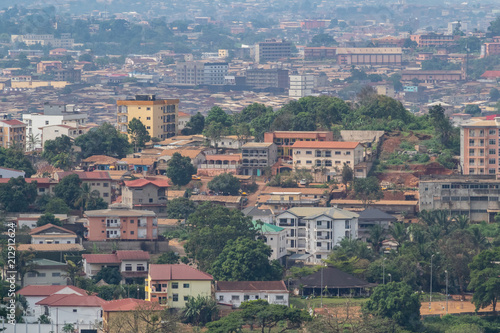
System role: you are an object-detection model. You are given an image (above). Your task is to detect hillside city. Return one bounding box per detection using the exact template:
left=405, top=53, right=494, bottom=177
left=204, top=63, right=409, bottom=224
left=1, top=0, right=500, bottom=332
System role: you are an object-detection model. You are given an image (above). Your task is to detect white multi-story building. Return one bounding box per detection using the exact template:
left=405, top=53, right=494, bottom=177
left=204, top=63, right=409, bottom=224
left=291, top=141, right=367, bottom=179
left=275, top=207, right=359, bottom=263
left=252, top=221, right=287, bottom=262
left=289, top=74, right=315, bottom=98
left=22, top=102, right=88, bottom=150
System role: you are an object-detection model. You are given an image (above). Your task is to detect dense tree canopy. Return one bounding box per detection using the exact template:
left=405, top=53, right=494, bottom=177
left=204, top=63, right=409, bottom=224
left=54, top=174, right=82, bottom=209
left=0, top=147, right=36, bottom=177
left=74, top=123, right=131, bottom=158
left=468, top=247, right=500, bottom=313
left=166, top=197, right=196, bottom=219
left=0, top=177, right=37, bottom=212
left=36, top=213, right=62, bottom=227
left=184, top=204, right=257, bottom=271
left=207, top=173, right=241, bottom=195
left=181, top=112, right=205, bottom=135
left=128, top=118, right=151, bottom=152
left=363, top=282, right=421, bottom=330
left=206, top=106, right=232, bottom=128
left=42, top=135, right=74, bottom=170
left=166, top=152, right=197, bottom=186
left=209, top=237, right=283, bottom=281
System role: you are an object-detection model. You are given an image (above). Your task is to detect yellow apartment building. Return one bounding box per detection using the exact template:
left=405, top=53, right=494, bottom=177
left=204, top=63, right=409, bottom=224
left=117, top=94, right=179, bottom=140
left=145, top=264, right=213, bottom=308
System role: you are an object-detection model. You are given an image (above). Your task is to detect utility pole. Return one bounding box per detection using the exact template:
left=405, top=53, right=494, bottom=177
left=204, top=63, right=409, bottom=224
left=429, top=254, right=435, bottom=310
left=445, top=270, right=448, bottom=314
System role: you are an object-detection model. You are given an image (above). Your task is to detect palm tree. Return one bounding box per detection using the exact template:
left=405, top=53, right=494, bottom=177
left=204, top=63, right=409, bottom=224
left=183, top=295, right=218, bottom=326
left=75, top=183, right=100, bottom=212
left=367, top=224, right=386, bottom=254
left=15, top=249, right=37, bottom=287
left=27, top=133, right=41, bottom=152
left=453, top=215, right=469, bottom=230
left=64, top=258, right=82, bottom=286
left=389, top=222, right=407, bottom=251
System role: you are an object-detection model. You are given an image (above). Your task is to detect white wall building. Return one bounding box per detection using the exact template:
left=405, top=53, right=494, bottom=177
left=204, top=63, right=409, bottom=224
left=289, top=74, right=315, bottom=98
left=29, top=224, right=77, bottom=244
left=22, top=103, right=88, bottom=150
left=0, top=167, right=25, bottom=178
left=40, top=121, right=90, bottom=147
left=37, top=294, right=103, bottom=327
left=23, top=259, right=68, bottom=287
left=275, top=207, right=359, bottom=264
left=252, top=221, right=287, bottom=262
left=215, top=281, right=289, bottom=308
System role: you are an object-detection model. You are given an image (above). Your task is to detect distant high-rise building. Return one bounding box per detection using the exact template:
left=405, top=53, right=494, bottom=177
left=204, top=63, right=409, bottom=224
left=175, top=61, right=228, bottom=85
left=246, top=68, right=289, bottom=90
left=255, top=39, right=292, bottom=63
left=289, top=74, right=315, bottom=98
left=117, top=94, right=179, bottom=140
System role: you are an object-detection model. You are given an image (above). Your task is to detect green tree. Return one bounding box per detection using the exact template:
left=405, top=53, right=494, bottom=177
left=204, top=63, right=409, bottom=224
left=36, top=213, right=62, bottom=227
left=429, top=104, right=454, bottom=148
left=363, top=282, right=421, bottom=330
left=94, top=266, right=122, bottom=285
left=490, top=88, right=500, bottom=102
left=209, top=237, right=283, bottom=281
left=465, top=105, right=481, bottom=115
left=207, top=173, right=241, bottom=195
left=341, top=163, right=353, bottom=195
left=166, top=197, right=196, bottom=219
left=44, top=197, right=70, bottom=214
left=292, top=112, right=316, bottom=131
left=204, top=122, right=226, bottom=149
left=74, top=123, right=131, bottom=158
left=128, top=118, right=151, bottom=152
left=183, top=296, right=219, bottom=326
left=468, top=247, right=500, bottom=313
left=64, top=259, right=82, bottom=286
left=54, top=174, right=82, bottom=209
left=206, top=106, right=232, bottom=127
left=207, top=300, right=310, bottom=333
left=0, top=177, right=37, bottom=212
left=368, top=224, right=386, bottom=254
left=488, top=16, right=500, bottom=36
left=156, top=251, right=180, bottom=264
left=75, top=183, right=108, bottom=211
left=309, top=33, right=337, bottom=47
left=42, top=135, right=74, bottom=170
left=185, top=204, right=257, bottom=271
left=166, top=152, right=197, bottom=186
left=0, top=147, right=36, bottom=177
left=181, top=112, right=205, bottom=135
left=353, top=177, right=383, bottom=206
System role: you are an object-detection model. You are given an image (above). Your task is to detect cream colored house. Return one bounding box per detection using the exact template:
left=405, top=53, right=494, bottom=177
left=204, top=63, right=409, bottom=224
left=145, top=264, right=213, bottom=308
left=291, top=141, right=366, bottom=179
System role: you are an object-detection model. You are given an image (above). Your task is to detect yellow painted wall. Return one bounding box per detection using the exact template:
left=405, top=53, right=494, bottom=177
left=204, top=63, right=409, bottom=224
left=145, top=275, right=212, bottom=308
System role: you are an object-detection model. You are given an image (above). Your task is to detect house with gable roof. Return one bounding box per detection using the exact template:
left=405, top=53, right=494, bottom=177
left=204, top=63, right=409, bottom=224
left=275, top=207, right=359, bottom=264
left=82, top=250, right=150, bottom=284
left=102, top=298, right=163, bottom=332
left=121, top=178, right=170, bottom=216
left=55, top=171, right=113, bottom=204
left=17, top=285, right=88, bottom=318
left=36, top=294, right=105, bottom=327
left=23, top=258, right=68, bottom=287
left=29, top=223, right=77, bottom=244
left=145, top=264, right=213, bottom=308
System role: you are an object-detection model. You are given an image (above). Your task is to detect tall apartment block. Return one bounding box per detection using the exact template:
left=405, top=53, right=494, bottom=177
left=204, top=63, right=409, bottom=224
left=0, top=119, right=26, bottom=150
left=460, top=118, right=500, bottom=176
left=255, top=39, right=292, bottom=63
left=175, top=61, right=228, bottom=85
left=289, top=74, right=314, bottom=98
left=117, top=94, right=179, bottom=140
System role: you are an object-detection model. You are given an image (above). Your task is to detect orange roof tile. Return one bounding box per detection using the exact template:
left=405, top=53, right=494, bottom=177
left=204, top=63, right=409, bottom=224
left=29, top=223, right=76, bottom=236
left=36, top=294, right=105, bottom=307
left=102, top=298, right=163, bottom=312
left=18, top=285, right=87, bottom=297
left=149, top=264, right=213, bottom=281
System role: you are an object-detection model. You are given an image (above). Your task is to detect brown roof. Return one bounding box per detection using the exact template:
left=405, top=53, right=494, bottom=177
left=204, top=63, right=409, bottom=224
left=116, top=250, right=150, bottom=261
left=124, top=178, right=170, bottom=188
left=205, top=154, right=242, bottom=161
left=149, top=264, right=213, bottom=281
left=82, top=254, right=121, bottom=264
left=330, top=199, right=419, bottom=205
left=82, top=155, right=119, bottom=164
left=56, top=171, right=111, bottom=181
left=102, top=298, right=163, bottom=312
left=120, top=157, right=157, bottom=165
left=18, top=285, right=87, bottom=297
left=160, top=148, right=205, bottom=159
left=36, top=294, right=105, bottom=307
left=29, top=223, right=76, bottom=236
left=216, top=281, right=287, bottom=292
left=291, top=141, right=359, bottom=149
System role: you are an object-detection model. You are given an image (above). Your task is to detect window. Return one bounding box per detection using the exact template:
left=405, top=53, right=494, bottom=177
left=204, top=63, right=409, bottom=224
left=345, top=221, right=350, bottom=229
left=183, top=283, right=190, bottom=288
left=103, top=183, right=109, bottom=187
left=244, top=295, right=250, bottom=301
left=137, top=264, right=145, bottom=271
left=490, top=159, right=496, bottom=164
left=316, top=254, right=322, bottom=259
left=345, top=151, right=351, bottom=155
left=125, top=264, right=132, bottom=271
left=490, top=139, right=496, bottom=145
left=490, top=129, right=497, bottom=135
left=73, top=309, right=77, bottom=313
left=219, top=295, right=224, bottom=301
left=103, top=193, right=109, bottom=197
left=173, top=294, right=178, bottom=302
left=317, top=242, right=322, bottom=247
left=130, top=220, right=134, bottom=224
left=276, top=295, right=284, bottom=300
left=306, top=151, right=312, bottom=155
left=172, top=282, right=179, bottom=289
left=130, top=231, right=134, bottom=235
left=232, top=295, right=240, bottom=301
left=184, top=296, right=188, bottom=301
left=335, top=151, right=341, bottom=155
left=39, top=273, right=46, bottom=277
left=147, top=117, right=151, bottom=120
left=306, top=160, right=312, bottom=164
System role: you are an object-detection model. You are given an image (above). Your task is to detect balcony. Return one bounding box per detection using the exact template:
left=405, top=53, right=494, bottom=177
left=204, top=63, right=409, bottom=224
left=316, top=234, right=331, bottom=240
left=297, top=232, right=307, bottom=238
